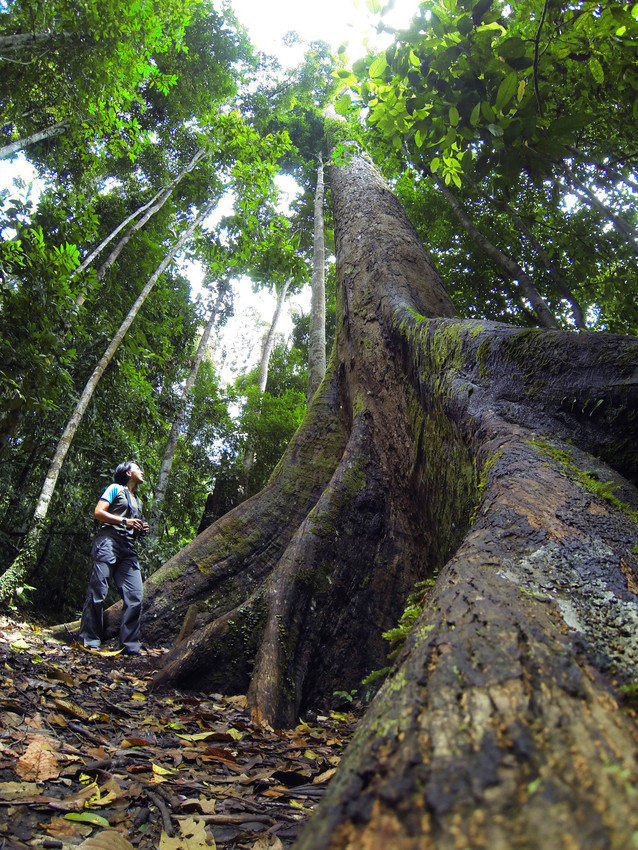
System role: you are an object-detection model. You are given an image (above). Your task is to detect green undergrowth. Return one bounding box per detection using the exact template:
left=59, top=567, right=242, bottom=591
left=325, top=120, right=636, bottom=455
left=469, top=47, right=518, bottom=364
left=362, top=574, right=438, bottom=687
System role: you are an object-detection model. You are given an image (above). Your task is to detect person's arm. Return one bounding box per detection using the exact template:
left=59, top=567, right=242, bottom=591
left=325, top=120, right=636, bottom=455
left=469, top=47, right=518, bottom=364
left=93, top=498, right=144, bottom=531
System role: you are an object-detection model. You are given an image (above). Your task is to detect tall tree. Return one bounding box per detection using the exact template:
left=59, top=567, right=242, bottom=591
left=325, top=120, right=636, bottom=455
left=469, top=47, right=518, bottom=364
left=241, top=276, right=292, bottom=491
left=307, top=152, right=327, bottom=400
left=59, top=147, right=638, bottom=845
left=339, top=0, right=638, bottom=331
left=149, top=278, right=229, bottom=541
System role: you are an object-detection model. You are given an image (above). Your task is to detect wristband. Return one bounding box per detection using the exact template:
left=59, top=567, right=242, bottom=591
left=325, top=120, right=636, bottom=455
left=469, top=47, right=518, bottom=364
left=121, top=518, right=127, bottom=527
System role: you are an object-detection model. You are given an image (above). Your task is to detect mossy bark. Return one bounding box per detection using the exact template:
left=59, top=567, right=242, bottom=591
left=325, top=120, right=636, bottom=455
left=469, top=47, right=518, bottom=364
left=52, top=151, right=638, bottom=846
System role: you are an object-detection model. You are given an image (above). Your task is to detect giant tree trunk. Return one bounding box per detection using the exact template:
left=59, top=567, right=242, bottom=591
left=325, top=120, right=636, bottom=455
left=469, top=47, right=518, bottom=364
left=54, top=151, right=638, bottom=845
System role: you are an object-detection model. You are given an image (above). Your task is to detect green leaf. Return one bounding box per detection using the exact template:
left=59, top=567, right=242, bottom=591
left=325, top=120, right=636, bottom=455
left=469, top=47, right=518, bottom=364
left=352, top=57, right=367, bottom=77
left=589, top=57, right=604, bottom=84
left=471, top=0, right=493, bottom=25
left=369, top=54, right=388, bottom=79
left=449, top=106, right=460, bottom=126
left=497, top=36, right=526, bottom=61
left=495, top=71, right=518, bottom=111
left=480, top=101, right=495, bottom=122
left=64, top=813, right=110, bottom=827
left=457, top=14, right=473, bottom=36
left=470, top=102, right=481, bottom=126
left=334, top=94, right=352, bottom=116
left=366, top=0, right=381, bottom=13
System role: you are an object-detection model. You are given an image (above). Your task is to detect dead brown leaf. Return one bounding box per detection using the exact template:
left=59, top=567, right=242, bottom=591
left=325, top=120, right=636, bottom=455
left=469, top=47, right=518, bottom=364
left=45, top=665, right=75, bottom=687
left=78, top=830, right=136, bottom=849
left=45, top=814, right=93, bottom=839
left=159, top=815, right=213, bottom=849
left=250, top=837, right=284, bottom=850
left=16, top=735, right=61, bottom=782
left=54, top=698, right=92, bottom=721
left=0, top=780, right=39, bottom=800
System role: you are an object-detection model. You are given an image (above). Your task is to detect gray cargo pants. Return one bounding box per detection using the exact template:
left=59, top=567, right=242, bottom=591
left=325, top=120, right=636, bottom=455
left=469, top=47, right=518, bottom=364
left=79, top=529, right=143, bottom=653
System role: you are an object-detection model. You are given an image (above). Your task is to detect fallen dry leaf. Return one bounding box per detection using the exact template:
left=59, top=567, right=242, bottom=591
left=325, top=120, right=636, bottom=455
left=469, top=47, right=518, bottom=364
left=54, top=698, right=92, bottom=721
left=16, top=735, right=61, bottom=782
left=0, top=780, right=39, bottom=800
left=160, top=816, right=213, bottom=850
left=78, top=830, right=136, bottom=849
left=45, top=665, right=75, bottom=687
left=250, top=837, right=284, bottom=850
left=0, top=613, right=362, bottom=850
left=45, top=814, right=93, bottom=839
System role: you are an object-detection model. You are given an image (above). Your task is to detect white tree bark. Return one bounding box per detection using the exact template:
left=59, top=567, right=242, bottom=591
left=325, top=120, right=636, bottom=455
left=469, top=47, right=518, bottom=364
left=0, top=122, right=67, bottom=160
left=242, top=277, right=292, bottom=486
left=149, top=280, right=228, bottom=540
left=74, top=148, right=208, bottom=301
left=307, top=153, right=326, bottom=401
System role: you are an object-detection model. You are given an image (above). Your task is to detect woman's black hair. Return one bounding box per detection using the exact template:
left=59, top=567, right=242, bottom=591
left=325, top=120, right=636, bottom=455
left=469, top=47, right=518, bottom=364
left=113, top=461, right=135, bottom=485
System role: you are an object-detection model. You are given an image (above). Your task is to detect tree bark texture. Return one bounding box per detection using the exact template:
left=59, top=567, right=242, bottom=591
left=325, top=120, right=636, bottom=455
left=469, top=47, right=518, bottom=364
left=0, top=121, right=67, bottom=160
left=53, top=152, right=638, bottom=846
left=307, top=152, right=327, bottom=401
left=0, top=32, right=67, bottom=51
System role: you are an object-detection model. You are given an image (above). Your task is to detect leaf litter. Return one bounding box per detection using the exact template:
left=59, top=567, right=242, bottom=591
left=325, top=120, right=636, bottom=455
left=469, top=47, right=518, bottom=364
left=0, top=615, right=361, bottom=849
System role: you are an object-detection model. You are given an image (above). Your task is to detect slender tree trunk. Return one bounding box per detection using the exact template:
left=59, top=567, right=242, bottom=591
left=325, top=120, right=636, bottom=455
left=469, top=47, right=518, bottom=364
left=74, top=148, right=208, bottom=302
left=72, top=191, right=167, bottom=282
left=0, top=122, right=67, bottom=159
left=0, top=202, right=214, bottom=602
left=432, top=173, right=560, bottom=329
left=241, top=277, right=292, bottom=490
left=258, top=277, right=291, bottom=394
left=0, top=32, right=69, bottom=51
left=484, top=190, right=587, bottom=329
left=149, top=281, right=227, bottom=540
left=568, top=146, right=638, bottom=195
left=51, top=151, right=638, bottom=847
left=561, top=163, right=638, bottom=249
left=307, top=152, right=326, bottom=401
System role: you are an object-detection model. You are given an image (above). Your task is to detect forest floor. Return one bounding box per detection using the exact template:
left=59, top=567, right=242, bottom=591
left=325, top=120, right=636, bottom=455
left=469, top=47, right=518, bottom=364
left=0, top=615, right=362, bottom=850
